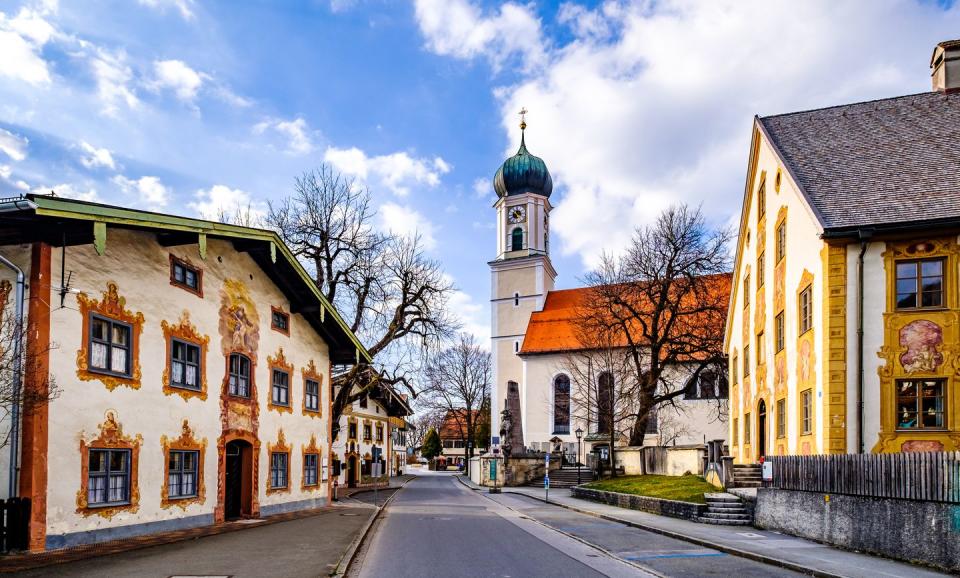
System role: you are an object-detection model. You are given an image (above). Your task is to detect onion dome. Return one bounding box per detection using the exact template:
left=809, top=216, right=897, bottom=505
left=493, top=120, right=553, bottom=199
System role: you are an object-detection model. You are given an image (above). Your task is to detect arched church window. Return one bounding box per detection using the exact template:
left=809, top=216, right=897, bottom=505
left=597, top=372, right=614, bottom=434
left=553, top=374, right=570, bottom=434
left=511, top=227, right=523, bottom=251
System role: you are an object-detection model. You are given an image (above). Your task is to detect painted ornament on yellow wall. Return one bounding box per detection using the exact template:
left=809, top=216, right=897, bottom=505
left=797, top=338, right=815, bottom=385
left=899, top=320, right=943, bottom=373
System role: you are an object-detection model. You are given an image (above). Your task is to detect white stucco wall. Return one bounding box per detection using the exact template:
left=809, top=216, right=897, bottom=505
left=32, top=230, right=333, bottom=542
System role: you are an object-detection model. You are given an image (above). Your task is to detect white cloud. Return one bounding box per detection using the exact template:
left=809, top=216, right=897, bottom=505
left=189, top=184, right=265, bottom=221
left=487, top=0, right=960, bottom=268
left=324, top=146, right=451, bottom=197
left=329, top=0, right=357, bottom=13
left=0, top=7, right=57, bottom=86
left=378, top=202, right=436, bottom=250
left=472, top=177, right=491, bottom=200
left=253, top=117, right=314, bottom=155
left=414, top=0, right=546, bottom=71
left=113, top=175, right=170, bottom=210
left=151, top=59, right=206, bottom=102
left=0, top=165, right=11, bottom=179
left=448, top=287, right=490, bottom=345
left=137, top=0, right=195, bottom=20
left=0, top=129, right=28, bottom=162
left=90, top=47, right=139, bottom=115
left=32, top=183, right=99, bottom=202
left=78, top=141, right=116, bottom=170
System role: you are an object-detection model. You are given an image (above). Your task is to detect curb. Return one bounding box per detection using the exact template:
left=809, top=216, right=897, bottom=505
left=456, top=477, right=841, bottom=578
left=332, top=475, right=416, bottom=577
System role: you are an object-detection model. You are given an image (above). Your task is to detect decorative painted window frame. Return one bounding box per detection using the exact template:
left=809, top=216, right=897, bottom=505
left=160, top=419, right=207, bottom=510
left=875, top=238, right=960, bottom=453
left=266, top=429, right=291, bottom=495
left=375, top=422, right=384, bottom=444
left=347, top=417, right=358, bottom=442
left=169, top=254, right=203, bottom=297
left=302, top=359, right=323, bottom=418
left=77, top=411, right=142, bottom=518
left=161, top=311, right=210, bottom=401
left=363, top=420, right=372, bottom=443
left=76, top=282, right=144, bottom=391
left=268, top=348, right=294, bottom=414
left=302, top=435, right=321, bottom=491
left=270, top=306, right=290, bottom=336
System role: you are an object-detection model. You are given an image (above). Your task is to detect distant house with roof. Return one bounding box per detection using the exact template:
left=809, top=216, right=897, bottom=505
left=726, top=39, right=960, bottom=463
left=436, top=409, right=488, bottom=469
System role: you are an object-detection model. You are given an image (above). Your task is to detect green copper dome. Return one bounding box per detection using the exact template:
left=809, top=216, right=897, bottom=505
left=493, top=132, right=553, bottom=199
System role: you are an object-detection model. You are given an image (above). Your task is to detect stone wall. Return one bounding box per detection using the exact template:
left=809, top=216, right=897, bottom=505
left=572, top=487, right=706, bottom=520
left=755, top=488, right=960, bottom=572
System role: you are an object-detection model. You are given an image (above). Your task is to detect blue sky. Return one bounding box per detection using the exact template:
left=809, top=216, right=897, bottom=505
left=1, top=0, right=958, bottom=342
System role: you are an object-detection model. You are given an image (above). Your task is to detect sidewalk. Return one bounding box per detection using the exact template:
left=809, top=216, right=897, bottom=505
left=458, top=476, right=947, bottom=578
left=0, top=504, right=374, bottom=575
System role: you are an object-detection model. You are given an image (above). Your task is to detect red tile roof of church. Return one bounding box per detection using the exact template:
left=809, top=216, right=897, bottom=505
left=519, top=274, right=732, bottom=356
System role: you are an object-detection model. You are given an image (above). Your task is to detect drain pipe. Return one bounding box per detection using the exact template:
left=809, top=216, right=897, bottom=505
left=855, top=231, right=871, bottom=455
left=0, top=254, right=25, bottom=498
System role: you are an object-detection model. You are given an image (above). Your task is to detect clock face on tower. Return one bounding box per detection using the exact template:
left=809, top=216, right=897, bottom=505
left=508, top=205, right=526, bottom=224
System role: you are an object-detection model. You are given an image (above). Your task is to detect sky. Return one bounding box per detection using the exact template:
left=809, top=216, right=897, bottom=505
left=1, top=0, right=958, bottom=345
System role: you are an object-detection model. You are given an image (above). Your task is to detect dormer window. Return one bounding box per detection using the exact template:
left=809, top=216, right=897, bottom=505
left=511, top=227, right=524, bottom=251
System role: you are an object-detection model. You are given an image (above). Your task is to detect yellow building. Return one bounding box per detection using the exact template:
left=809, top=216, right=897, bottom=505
left=726, top=40, right=960, bottom=463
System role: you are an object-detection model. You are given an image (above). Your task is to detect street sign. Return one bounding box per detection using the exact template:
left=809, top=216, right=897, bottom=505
left=491, top=436, right=500, bottom=446
left=544, top=475, right=549, bottom=488
left=372, top=446, right=382, bottom=462
left=489, top=459, right=497, bottom=480
left=372, top=462, right=382, bottom=478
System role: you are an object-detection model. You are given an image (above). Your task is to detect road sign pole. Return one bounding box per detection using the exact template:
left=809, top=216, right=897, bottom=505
left=545, top=453, right=550, bottom=503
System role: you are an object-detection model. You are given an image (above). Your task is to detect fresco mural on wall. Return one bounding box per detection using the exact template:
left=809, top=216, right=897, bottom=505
left=218, top=278, right=260, bottom=356
left=899, top=319, right=944, bottom=374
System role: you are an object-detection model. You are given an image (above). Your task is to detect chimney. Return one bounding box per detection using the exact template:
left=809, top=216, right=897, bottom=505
left=931, top=40, right=960, bottom=93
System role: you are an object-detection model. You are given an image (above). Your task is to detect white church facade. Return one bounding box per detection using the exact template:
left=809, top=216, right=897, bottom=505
left=488, top=118, right=728, bottom=462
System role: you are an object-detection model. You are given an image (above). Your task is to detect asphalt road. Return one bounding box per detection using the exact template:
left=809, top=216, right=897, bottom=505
left=352, top=473, right=806, bottom=578
left=351, top=472, right=650, bottom=578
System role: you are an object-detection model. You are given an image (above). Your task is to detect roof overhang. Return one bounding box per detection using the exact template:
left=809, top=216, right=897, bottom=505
left=0, top=194, right=370, bottom=365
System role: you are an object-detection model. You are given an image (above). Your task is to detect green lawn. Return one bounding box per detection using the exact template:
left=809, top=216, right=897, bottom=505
left=583, top=474, right=715, bottom=504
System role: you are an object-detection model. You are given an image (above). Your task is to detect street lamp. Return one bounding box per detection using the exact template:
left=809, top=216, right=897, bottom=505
left=575, top=427, right=584, bottom=485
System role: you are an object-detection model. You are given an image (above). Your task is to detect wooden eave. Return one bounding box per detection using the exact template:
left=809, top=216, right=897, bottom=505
left=0, top=194, right=370, bottom=365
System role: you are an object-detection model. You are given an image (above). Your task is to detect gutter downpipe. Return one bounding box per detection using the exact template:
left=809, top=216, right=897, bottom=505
left=0, top=254, right=25, bottom=497
left=856, top=231, right=871, bottom=455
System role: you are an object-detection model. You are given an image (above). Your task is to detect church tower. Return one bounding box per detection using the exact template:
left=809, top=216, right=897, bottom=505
left=489, top=111, right=556, bottom=441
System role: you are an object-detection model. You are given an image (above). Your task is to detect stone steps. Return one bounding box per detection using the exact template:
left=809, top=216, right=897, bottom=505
left=697, top=493, right=754, bottom=526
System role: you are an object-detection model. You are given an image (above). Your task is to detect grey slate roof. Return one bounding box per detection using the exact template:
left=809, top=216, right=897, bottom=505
left=758, top=90, right=960, bottom=232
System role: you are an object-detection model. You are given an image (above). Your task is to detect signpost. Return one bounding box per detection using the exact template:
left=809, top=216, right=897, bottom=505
left=490, top=436, right=502, bottom=493
left=544, top=452, right=550, bottom=503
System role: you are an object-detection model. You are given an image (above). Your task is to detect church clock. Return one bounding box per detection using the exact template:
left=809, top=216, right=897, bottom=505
left=508, top=205, right=526, bottom=224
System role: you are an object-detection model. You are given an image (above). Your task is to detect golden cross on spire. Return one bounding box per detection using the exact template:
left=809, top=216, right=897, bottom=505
left=519, top=107, right=528, bottom=130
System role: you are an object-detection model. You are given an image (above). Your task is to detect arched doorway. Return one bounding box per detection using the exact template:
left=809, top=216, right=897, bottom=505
left=224, top=439, right=254, bottom=520
left=757, top=399, right=767, bottom=461
left=347, top=455, right=359, bottom=488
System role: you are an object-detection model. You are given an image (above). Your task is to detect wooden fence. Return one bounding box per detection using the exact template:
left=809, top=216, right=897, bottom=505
left=0, top=497, right=30, bottom=553
left=770, top=452, right=960, bottom=503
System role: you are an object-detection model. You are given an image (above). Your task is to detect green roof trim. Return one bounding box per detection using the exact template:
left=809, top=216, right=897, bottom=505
left=27, top=194, right=371, bottom=363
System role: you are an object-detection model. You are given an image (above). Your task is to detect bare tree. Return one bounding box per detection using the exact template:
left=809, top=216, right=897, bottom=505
left=420, top=334, right=491, bottom=473
left=0, top=280, right=59, bottom=453
left=408, top=408, right=445, bottom=452
left=265, top=166, right=458, bottom=434
left=575, top=204, right=730, bottom=453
